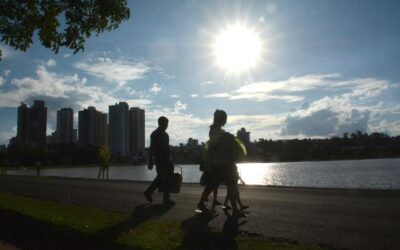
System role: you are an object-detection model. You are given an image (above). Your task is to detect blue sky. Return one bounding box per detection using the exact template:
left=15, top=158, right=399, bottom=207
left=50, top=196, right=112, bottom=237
left=1, top=0, right=399, bottom=145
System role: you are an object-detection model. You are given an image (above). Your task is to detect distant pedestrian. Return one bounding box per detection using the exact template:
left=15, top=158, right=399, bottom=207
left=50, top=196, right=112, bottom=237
left=35, top=161, right=42, bottom=176
left=144, top=116, right=175, bottom=205
left=98, top=145, right=110, bottom=179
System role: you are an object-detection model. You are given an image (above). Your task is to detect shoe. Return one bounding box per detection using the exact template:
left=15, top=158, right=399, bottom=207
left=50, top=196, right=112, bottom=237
left=163, top=199, right=175, bottom=206
left=222, top=204, right=231, bottom=210
left=213, top=200, right=222, bottom=206
left=144, top=191, right=153, bottom=202
left=232, top=210, right=247, bottom=218
left=197, top=202, right=208, bottom=212
left=240, top=205, right=250, bottom=210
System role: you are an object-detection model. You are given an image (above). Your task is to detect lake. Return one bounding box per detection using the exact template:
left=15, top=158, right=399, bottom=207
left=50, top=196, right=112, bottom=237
left=7, top=158, right=400, bottom=190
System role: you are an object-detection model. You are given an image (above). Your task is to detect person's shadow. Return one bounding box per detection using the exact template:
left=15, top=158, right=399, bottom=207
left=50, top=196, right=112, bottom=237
left=180, top=210, right=247, bottom=250
left=95, top=202, right=175, bottom=249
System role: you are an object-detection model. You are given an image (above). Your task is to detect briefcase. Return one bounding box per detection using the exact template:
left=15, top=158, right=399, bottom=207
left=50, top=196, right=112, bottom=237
left=158, top=166, right=182, bottom=193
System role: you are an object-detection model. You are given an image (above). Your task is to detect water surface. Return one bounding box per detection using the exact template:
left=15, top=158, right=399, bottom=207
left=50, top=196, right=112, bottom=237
left=8, top=158, right=400, bottom=189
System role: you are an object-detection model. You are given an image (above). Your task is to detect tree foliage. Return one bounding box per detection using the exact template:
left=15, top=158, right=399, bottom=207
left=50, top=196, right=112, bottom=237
left=0, top=0, right=130, bottom=60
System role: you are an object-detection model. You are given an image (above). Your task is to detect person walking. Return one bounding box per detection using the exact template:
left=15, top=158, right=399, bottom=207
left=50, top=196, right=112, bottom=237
left=198, top=109, right=246, bottom=217
left=144, top=116, right=175, bottom=205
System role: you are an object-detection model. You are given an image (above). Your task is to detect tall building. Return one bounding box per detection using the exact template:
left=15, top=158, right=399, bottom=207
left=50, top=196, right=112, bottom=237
left=78, top=106, right=107, bottom=146
left=97, top=112, right=108, bottom=147
left=56, top=108, right=74, bottom=144
left=29, top=100, right=47, bottom=147
left=17, top=103, right=30, bottom=145
left=186, top=138, right=199, bottom=148
left=129, top=107, right=145, bottom=155
left=72, top=129, right=78, bottom=143
left=109, top=102, right=129, bottom=157
left=237, top=127, right=250, bottom=145
left=16, top=100, right=47, bottom=147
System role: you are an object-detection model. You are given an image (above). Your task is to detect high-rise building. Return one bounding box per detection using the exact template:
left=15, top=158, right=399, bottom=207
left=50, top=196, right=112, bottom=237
left=186, top=138, right=199, bottom=148
left=109, top=102, right=129, bottom=157
left=129, top=107, right=145, bottom=155
left=29, top=100, right=47, bottom=147
left=78, top=106, right=107, bottom=146
left=97, top=112, right=108, bottom=147
left=237, top=127, right=250, bottom=145
left=56, top=108, right=74, bottom=144
left=17, top=103, right=30, bottom=145
left=16, top=100, right=47, bottom=147
left=72, top=129, right=78, bottom=143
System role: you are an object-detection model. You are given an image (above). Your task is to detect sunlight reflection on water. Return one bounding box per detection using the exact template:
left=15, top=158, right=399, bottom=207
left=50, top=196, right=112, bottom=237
left=8, top=158, right=400, bottom=189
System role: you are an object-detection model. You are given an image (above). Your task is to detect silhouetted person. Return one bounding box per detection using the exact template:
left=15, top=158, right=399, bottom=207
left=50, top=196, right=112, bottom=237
left=144, top=116, right=175, bottom=205
left=198, top=110, right=245, bottom=217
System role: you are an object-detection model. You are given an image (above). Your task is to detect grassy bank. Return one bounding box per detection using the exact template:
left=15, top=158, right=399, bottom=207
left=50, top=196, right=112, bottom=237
left=0, top=192, right=322, bottom=250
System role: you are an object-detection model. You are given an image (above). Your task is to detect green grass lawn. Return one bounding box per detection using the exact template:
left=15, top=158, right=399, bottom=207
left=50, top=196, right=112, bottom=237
left=0, top=192, right=322, bottom=250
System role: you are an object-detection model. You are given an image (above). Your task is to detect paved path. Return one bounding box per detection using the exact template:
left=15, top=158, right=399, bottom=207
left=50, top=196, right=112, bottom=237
left=1, top=175, right=400, bottom=250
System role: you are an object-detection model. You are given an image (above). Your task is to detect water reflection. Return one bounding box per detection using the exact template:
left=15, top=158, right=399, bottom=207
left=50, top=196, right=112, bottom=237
left=7, top=158, right=400, bottom=189
left=237, top=163, right=271, bottom=185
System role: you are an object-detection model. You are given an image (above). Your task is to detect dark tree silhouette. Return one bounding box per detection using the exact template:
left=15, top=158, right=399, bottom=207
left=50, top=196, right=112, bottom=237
left=0, top=0, right=130, bottom=60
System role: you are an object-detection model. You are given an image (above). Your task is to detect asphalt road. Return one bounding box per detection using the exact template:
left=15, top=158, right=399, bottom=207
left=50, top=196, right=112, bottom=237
left=1, top=175, right=399, bottom=250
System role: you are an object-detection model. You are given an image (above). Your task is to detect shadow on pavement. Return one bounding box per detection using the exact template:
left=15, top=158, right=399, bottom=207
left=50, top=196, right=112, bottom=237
left=180, top=210, right=248, bottom=250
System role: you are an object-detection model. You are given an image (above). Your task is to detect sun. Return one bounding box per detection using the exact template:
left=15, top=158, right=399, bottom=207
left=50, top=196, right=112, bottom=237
left=213, top=24, right=262, bottom=73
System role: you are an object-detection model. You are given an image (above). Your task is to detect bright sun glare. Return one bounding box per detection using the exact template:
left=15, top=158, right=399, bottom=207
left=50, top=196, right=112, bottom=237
left=213, top=24, right=262, bottom=73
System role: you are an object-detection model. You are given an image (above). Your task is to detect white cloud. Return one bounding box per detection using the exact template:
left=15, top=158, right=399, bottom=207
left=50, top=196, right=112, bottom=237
left=201, top=80, right=214, bottom=85
left=170, top=94, right=179, bottom=98
left=174, top=101, right=187, bottom=112
left=281, top=95, right=373, bottom=137
left=46, top=59, right=56, bottom=67
left=0, top=61, right=151, bottom=112
left=74, top=58, right=151, bottom=86
left=126, top=99, right=152, bottom=108
left=225, top=114, right=286, bottom=140
left=63, top=53, right=71, bottom=58
left=190, top=94, right=198, bottom=98
left=373, top=120, right=400, bottom=136
left=205, top=92, right=231, bottom=98
left=205, top=74, right=392, bottom=103
left=0, top=46, right=13, bottom=59
left=4, top=69, right=11, bottom=77
left=149, top=83, right=162, bottom=94
left=145, top=107, right=209, bottom=145
left=230, top=93, right=304, bottom=102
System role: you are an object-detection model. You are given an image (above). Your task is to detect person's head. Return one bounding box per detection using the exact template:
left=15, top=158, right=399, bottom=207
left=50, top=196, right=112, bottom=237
left=158, top=116, right=169, bottom=131
left=212, top=109, right=227, bottom=127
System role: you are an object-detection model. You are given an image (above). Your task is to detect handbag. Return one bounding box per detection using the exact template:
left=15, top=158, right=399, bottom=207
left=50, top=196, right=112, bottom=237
left=158, top=165, right=182, bottom=193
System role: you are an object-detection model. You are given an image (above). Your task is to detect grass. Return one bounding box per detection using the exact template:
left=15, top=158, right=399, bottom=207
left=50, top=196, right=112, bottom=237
left=0, top=192, right=323, bottom=250
left=0, top=192, right=129, bottom=234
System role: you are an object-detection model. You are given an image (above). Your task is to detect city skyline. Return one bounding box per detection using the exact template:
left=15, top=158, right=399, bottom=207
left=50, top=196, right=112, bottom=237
left=12, top=100, right=146, bottom=155
left=1, top=0, right=400, bottom=146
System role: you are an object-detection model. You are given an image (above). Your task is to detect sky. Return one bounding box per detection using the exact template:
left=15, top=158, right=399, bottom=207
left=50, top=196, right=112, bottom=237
left=0, top=0, right=400, bottom=146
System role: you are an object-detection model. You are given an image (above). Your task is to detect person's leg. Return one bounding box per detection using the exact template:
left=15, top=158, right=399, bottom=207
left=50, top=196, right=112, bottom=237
left=198, top=170, right=219, bottom=210
left=227, top=180, right=246, bottom=217
left=237, top=192, right=249, bottom=210
left=145, top=165, right=163, bottom=202
left=198, top=185, right=214, bottom=210
left=223, top=194, right=231, bottom=209
left=144, top=175, right=159, bottom=202
left=160, top=163, right=174, bottom=204
left=212, top=189, right=222, bottom=205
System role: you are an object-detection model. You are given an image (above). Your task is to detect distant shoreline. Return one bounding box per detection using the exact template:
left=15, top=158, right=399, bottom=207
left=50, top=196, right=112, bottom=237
left=5, top=156, right=400, bottom=169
